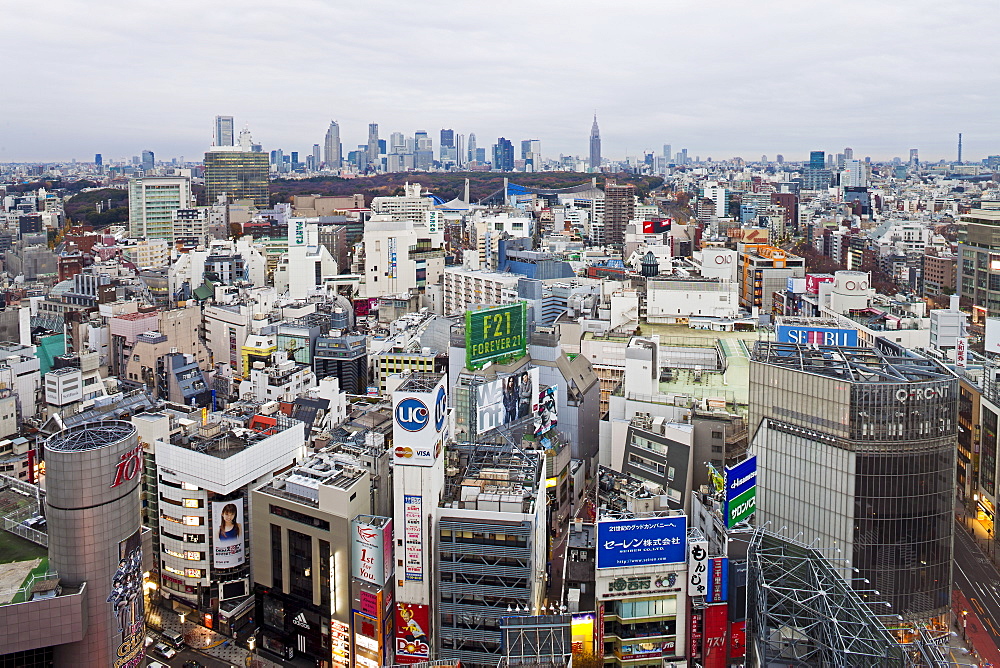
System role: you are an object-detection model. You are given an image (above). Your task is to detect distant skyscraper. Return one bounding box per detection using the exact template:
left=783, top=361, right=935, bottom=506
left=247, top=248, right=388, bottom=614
left=958, top=133, right=963, bottom=164
left=909, top=148, right=919, bottom=166
left=440, top=129, right=456, bottom=164
left=94, top=154, right=103, bottom=173
left=589, top=115, right=601, bottom=171
left=215, top=115, right=234, bottom=147
left=141, top=150, right=154, bottom=171
left=493, top=138, right=514, bottom=171
left=809, top=151, right=825, bottom=170
left=468, top=133, right=478, bottom=163
left=603, top=181, right=635, bottom=248
left=456, top=134, right=466, bottom=167
left=440, top=129, right=455, bottom=148
left=324, top=121, right=342, bottom=169
left=390, top=132, right=406, bottom=154
left=521, top=139, right=541, bottom=171
left=663, top=144, right=671, bottom=161
left=312, top=144, right=321, bottom=170
left=843, top=146, right=854, bottom=160
left=367, top=123, right=380, bottom=171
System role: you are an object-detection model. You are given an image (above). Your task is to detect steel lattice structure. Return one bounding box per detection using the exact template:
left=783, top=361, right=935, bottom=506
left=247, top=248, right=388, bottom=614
left=746, top=527, right=910, bottom=667
left=45, top=420, right=135, bottom=452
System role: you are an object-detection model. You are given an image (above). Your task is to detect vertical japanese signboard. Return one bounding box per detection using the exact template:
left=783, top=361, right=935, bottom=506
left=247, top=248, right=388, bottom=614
left=403, top=495, right=423, bottom=582
left=687, top=538, right=709, bottom=597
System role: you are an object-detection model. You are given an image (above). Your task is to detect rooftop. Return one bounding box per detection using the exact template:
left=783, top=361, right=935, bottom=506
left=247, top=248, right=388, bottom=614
left=751, top=341, right=953, bottom=384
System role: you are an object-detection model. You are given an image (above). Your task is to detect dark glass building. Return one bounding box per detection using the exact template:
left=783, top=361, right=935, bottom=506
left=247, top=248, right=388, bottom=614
left=750, top=342, right=956, bottom=624
left=204, top=150, right=269, bottom=207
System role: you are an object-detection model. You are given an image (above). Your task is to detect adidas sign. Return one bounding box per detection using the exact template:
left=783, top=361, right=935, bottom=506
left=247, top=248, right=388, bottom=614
left=292, top=612, right=309, bottom=629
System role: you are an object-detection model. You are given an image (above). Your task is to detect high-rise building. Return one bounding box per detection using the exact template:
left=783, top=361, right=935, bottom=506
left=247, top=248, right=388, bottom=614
left=493, top=138, right=514, bottom=171
left=663, top=143, right=671, bottom=161
left=312, top=144, right=321, bottom=170
left=589, top=115, right=601, bottom=171
left=603, top=181, right=635, bottom=248
left=128, top=176, right=193, bottom=240
left=140, top=150, right=154, bottom=171
left=468, top=133, right=478, bottom=163
left=842, top=159, right=867, bottom=188
left=958, top=133, right=963, bottom=164
left=94, top=153, right=102, bottom=167
left=909, top=148, right=919, bottom=166
left=520, top=139, right=541, bottom=171
left=204, top=148, right=269, bottom=207
left=809, top=150, right=825, bottom=170
left=750, top=342, right=956, bottom=624
left=215, top=115, right=235, bottom=147
left=440, top=128, right=454, bottom=148
left=456, top=134, right=466, bottom=168
left=324, top=121, right=341, bottom=169
left=367, top=123, right=380, bottom=171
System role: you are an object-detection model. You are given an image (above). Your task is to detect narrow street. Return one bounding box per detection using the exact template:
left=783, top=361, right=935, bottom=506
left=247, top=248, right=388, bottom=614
left=954, top=517, right=1000, bottom=665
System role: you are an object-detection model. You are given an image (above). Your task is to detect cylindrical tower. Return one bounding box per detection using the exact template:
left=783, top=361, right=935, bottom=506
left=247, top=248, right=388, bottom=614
left=45, top=421, right=145, bottom=668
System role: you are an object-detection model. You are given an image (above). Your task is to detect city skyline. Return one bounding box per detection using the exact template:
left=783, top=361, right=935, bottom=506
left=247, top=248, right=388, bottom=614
left=2, top=0, right=998, bottom=162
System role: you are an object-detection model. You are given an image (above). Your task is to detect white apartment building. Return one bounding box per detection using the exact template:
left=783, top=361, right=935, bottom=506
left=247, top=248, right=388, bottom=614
left=128, top=176, right=195, bottom=240
left=370, top=182, right=435, bottom=222
left=440, top=266, right=521, bottom=315
left=121, top=238, right=171, bottom=270
left=363, top=218, right=445, bottom=299
left=645, top=278, right=740, bottom=323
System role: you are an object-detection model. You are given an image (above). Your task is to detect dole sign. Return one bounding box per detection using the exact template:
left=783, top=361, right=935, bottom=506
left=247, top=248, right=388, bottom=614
left=392, top=375, right=448, bottom=467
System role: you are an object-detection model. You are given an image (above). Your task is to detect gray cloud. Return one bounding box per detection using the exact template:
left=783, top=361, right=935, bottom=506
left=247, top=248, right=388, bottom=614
left=1, top=0, right=997, bottom=162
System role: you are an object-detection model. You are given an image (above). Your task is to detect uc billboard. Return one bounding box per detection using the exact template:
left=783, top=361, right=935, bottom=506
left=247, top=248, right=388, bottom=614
left=391, top=375, right=448, bottom=467
left=596, top=516, right=687, bottom=569
left=724, top=456, right=756, bottom=528
left=465, top=303, right=527, bottom=370
left=776, top=324, right=858, bottom=347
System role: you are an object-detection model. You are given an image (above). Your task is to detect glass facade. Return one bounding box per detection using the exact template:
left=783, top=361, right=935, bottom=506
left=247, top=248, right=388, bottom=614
left=204, top=151, right=269, bottom=207
left=750, top=345, right=957, bottom=623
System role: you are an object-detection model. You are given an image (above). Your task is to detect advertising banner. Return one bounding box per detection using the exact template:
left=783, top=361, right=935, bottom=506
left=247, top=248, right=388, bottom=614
left=687, top=538, right=709, bottom=597
left=776, top=324, right=858, bottom=347
left=599, top=570, right=682, bottom=600
left=212, top=499, right=246, bottom=568
left=724, top=456, right=757, bottom=528
left=730, top=620, right=747, bottom=658
left=475, top=367, right=539, bottom=433
left=353, top=610, right=381, bottom=668
left=570, top=613, right=594, bottom=655
left=707, top=558, right=729, bottom=603
left=331, top=619, right=350, bottom=668
left=688, top=604, right=703, bottom=660
left=109, top=529, right=145, bottom=668
left=403, top=496, right=423, bottom=581
left=395, top=603, right=430, bottom=663
left=534, top=385, right=558, bottom=436
left=465, top=303, right=528, bottom=369
left=805, top=273, right=835, bottom=294
left=703, top=603, right=729, bottom=668
left=352, top=517, right=390, bottom=585
left=596, top=516, right=687, bottom=569
left=957, top=337, right=968, bottom=368
left=392, top=377, right=447, bottom=467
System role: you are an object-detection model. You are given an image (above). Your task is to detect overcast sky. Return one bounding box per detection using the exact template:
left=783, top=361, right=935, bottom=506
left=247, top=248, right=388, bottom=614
left=2, top=0, right=998, bottom=164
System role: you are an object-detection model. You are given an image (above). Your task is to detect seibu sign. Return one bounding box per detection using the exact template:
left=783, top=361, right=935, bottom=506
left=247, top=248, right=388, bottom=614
left=111, top=444, right=143, bottom=489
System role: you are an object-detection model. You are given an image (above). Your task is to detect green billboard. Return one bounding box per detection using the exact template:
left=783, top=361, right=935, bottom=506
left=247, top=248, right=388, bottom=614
left=725, top=485, right=756, bottom=528
left=465, top=303, right=527, bottom=370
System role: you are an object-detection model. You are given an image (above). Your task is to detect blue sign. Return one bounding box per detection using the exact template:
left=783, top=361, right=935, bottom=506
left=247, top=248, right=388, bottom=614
left=434, top=387, right=447, bottom=431
left=707, top=557, right=729, bottom=603
left=596, top=516, right=687, bottom=569
left=776, top=325, right=858, bottom=347
left=395, top=398, right=429, bottom=432
left=725, top=456, right=757, bottom=502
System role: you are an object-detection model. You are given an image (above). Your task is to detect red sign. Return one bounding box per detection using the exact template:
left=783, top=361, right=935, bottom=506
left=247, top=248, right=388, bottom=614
left=730, top=620, right=746, bottom=659
left=110, top=444, right=143, bottom=488
left=805, top=273, right=834, bottom=294
left=395, top=603, right=430, bottom=663
left=359, top=590, right=379, bottom=618
left=703, top=603, right=728, bottom=668
left=596, top=602, right=605, bottom=660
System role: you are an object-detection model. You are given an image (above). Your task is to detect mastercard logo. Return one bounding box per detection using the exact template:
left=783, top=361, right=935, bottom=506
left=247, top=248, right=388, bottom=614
left=395, top=446, right=413, bottom=458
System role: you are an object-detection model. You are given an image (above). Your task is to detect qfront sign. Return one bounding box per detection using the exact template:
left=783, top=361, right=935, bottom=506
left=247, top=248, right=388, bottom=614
left=894, top=386, right=949, bottom=402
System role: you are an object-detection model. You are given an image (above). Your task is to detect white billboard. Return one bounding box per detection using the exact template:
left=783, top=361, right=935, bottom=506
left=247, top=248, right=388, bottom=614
left=476, top=367, right=539, bottom=433
left=212, top=499, right=246, bottom=568
left=351, top=517, right=392, bottom=586
left=391, top=375, right=447, bottom=467
left=986, top=319, right=1000, bottom=355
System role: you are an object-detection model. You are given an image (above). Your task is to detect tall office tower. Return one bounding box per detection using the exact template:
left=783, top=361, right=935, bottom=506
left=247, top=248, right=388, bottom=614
left=440, top=128, right=455, bottom=149
left=663, top=144, right=671, bottom=160
left=751, top=342, right=956, bottom=624
left=128, top=175, right=193, bottom=240
left=843, top=159, right=867, bottom=188
left=680, top=148, right=688, bottom=165
left=958, top=133, right=963, bottom=164
left=909, top=148, right=919, bottom=166
left=589, top=114, right=601, bottom=171
left=809, top=150, right=825, bottom=170
left=312, top=143, right=321, bottom=170
left=603, top=181, right=635, bottom=248
left=456, top=134, right=465, bottom=167
left=493, top=137, right=514, bottom=171
left=414, top=131, right=433, bottom=170
left=776, top=154, right=784, bottom=164
left=215, top=115, right=235, bottom=146
left=204, top=147, right=269, bottom=207
left=415, top=131, right=432, bottom=151
left=468, top=133, right=478, bottom=162
left=390, top=132, right=405, bottom=154
left=140, top=150, right=154, bottom=171
left=835, top=153, right=845, bottom=170
left=94, top=153, right=103, bottom=173
left=843, top=146, right=854, bottom=160
left=440, top=129, right=457, bottom=165
left=366, top=123, right=380, bottom=170
left=324, top=120, right=342, bottom=169
left=45, top=422, right=145, bottom=667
